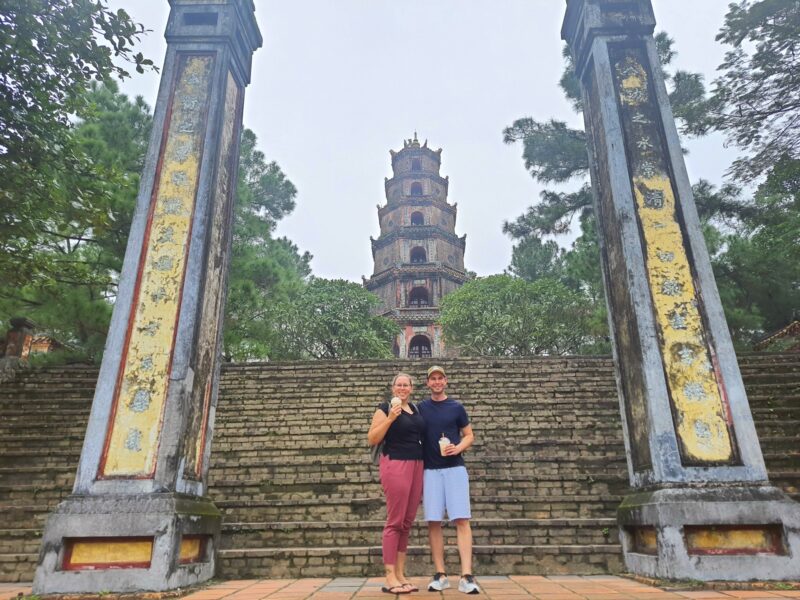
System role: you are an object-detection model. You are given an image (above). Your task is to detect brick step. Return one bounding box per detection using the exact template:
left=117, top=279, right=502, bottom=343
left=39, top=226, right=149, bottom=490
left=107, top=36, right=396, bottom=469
left=0, top=529, right=41, bottom=554
left=216, top=543, right=624, bottom=579
left=0, top=396, right=800, bottom=420
left=220, top=517, right=619, bottom=549
left=216, top=495, right=625, bottom=522
left=0, top=505, right=54, bottom=529
left=0, top=552, right=37, bottom=583
left=0, top=518, right=619, bottom=558
left=210, top=410, right=624, bottom=423
left=208, top=447, right=631, bottom=462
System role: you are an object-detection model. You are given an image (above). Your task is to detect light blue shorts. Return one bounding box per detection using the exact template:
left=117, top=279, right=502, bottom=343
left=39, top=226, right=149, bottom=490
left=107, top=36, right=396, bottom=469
left=423, top=466, right=471, bottom=522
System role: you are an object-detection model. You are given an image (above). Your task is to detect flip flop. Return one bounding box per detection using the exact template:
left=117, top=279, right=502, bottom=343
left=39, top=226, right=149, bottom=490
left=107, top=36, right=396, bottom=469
left=381, top=585, right=411, bottom=594
left=401, top=583, right=419, bottom=592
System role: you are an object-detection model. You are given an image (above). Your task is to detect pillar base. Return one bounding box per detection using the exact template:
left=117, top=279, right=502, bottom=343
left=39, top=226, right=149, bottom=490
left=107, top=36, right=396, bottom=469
left=618, top=485, right=800, bottom=581
left=33, top=493, right=220, bottom=594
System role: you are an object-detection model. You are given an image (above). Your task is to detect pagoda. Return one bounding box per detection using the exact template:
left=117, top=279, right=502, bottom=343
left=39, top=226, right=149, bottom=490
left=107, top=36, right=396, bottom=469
left=364, top=135, right=469, bottom=358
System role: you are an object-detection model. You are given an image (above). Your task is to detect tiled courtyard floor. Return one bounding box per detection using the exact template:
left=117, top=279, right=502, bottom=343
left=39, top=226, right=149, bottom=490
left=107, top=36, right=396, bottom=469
left=3, top=577, right=800, bottom=600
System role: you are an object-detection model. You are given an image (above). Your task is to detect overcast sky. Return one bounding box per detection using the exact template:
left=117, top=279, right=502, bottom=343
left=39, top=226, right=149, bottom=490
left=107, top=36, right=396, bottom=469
left=110, top=0, right=736, bottom=281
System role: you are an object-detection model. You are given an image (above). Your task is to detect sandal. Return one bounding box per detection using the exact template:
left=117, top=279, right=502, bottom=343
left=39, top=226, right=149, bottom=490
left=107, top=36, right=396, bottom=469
left=381, top=585, right=411, bottom=594
left=401, top=583, right=419, bottom=592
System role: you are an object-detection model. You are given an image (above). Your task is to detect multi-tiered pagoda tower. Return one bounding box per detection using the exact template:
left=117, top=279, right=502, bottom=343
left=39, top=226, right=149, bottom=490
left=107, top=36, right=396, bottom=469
left=364, top=135, right=468, bottom=358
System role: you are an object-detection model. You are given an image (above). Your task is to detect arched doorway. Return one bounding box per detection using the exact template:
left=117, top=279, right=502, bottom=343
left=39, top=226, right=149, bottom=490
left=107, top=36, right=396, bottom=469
left=408, top=335, right=432, bottom=358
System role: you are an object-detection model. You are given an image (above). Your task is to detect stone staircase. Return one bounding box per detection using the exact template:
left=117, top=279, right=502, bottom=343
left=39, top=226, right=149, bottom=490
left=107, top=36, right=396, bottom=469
left=0, top=354, right=798, bottom=582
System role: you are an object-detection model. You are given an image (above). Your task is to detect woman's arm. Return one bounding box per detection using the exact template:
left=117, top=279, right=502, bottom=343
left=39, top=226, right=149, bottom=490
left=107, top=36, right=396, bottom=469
left=367, top=405, right=401, bottom=446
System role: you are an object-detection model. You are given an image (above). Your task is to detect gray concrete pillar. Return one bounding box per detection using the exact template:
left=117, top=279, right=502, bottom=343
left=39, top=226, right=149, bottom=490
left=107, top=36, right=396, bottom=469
left=562, top=0, right=800, bottom=580
left=34, top=0, right=261, bottom=593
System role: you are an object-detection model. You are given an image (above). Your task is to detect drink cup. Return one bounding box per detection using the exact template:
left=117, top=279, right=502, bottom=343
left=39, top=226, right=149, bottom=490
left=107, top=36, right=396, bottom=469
left=439, top=436, right=450, bottom=457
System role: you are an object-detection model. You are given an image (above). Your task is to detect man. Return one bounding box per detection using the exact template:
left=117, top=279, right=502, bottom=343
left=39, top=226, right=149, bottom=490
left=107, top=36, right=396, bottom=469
left=418, top=365, right=479, bottom=594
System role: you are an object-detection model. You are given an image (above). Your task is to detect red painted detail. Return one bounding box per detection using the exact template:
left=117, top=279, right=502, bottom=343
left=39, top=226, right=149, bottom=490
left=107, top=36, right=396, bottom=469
left=97, top=52, right=217, bottom=481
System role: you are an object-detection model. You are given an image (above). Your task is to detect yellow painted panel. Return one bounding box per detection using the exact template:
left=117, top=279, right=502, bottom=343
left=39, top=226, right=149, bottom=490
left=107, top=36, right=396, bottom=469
left=179, top=537, right=203, bottom=562
left=686, top=527, right=781, bottom=554
left=633, top=527, right=657, bottom=553
left=102, top=55, right=214, bottom=477
left=69, top=539, right=153, bottom=566
left=615, top=53, right=734, bottom=464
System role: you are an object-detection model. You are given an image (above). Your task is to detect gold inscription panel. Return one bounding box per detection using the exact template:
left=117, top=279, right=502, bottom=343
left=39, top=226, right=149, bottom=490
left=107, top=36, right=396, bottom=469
left=101, top=55, right=214, bottom=477
left=610, top=45, right=736, bottom=465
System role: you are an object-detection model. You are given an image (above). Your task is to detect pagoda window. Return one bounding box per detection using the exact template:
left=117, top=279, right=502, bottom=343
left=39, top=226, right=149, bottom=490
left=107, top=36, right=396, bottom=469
left=409, top=335, right=432, bottom=358
left=410, top=247, right=427, bottom=263
left=410, top=211, right=424, bottom=226
left=410, top=182, right=423, bottom=196
left=408, top=287, right=429, bottom=307
left=411, top=158, right=421, bottom=172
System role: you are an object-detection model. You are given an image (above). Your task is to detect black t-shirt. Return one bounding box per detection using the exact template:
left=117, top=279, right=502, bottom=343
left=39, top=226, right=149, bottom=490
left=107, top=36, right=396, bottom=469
left=418, top=397, right=470, bottom=470
left=378, top=402, right=424, bottom=460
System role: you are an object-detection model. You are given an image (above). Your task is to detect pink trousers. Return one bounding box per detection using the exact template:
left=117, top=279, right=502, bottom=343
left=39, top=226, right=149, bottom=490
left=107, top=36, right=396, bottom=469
left=379, top=456, right=424, bottom=565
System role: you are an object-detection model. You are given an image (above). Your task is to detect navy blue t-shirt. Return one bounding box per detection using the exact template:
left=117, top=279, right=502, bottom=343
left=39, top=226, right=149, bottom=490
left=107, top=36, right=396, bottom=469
left=418, top=397, right=470, bottom=470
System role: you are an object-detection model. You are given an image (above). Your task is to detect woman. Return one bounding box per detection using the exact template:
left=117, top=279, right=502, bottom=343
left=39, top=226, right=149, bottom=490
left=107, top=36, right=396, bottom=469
left=368, top=372, right=425, bottom=594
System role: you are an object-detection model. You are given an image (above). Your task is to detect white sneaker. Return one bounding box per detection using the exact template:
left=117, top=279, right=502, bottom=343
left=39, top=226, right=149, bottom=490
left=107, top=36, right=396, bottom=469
left=428, top=573, right=450, bottom=591
left=458, top=575, right=480, bottom=594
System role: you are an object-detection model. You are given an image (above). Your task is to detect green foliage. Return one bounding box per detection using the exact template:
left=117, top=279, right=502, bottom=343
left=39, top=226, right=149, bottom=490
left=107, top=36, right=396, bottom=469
left=224, top=236, right=310, bottom=361
left=0, top=83, right=151, bottom=360
left=711, top=156, right=800, bottom=340
left=0, top=78, right=314, bottom=363
left=267, top=278, right=398, bottom=360
left=223, top=128, right=312, bottom=361
left=709, top=0, right=800, bottom=180
left=506, top=237, right=565, bottom=282
left=439, top=275, right=593, bottom=356
left=0, top=1, right=155, bottom=288
left=502, top=119, right=588, bottom=184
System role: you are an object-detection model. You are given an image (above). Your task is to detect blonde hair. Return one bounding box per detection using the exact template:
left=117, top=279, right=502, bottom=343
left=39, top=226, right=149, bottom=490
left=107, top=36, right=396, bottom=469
left=391, top=372, right=414, bottom=387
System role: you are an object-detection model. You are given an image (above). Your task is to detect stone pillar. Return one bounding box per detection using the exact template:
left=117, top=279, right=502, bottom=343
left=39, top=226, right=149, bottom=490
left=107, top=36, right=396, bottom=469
left=34, top=0, right=261, bottom=593
left=562, top=0, right=800, bottom=581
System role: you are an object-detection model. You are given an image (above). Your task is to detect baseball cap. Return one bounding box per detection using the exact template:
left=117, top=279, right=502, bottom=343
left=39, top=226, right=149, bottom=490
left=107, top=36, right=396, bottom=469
left=427, top=365, right=446, bottom=378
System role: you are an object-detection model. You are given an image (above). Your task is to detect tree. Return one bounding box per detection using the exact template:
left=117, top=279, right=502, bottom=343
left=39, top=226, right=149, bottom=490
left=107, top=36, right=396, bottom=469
left=224, top=236, right=311, bottom=361
left=706, top=0, right=800, bottom=181
left=506, top=236, right=566, bottom=282
left=0, top=80, right=310, bottom=363
left=223, top=129, right=312, bottom=360
left=0, top=82, right=152, bottom=361
left=0, top=1, right=154, bottom=288
left=439, top=275, right=592, bottom=356
left=267, top=278, right=398, bottom=360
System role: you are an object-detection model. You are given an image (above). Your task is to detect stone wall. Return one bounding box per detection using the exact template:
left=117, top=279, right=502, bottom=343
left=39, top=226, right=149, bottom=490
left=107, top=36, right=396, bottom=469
left=0, top=354, right=797, bottom=581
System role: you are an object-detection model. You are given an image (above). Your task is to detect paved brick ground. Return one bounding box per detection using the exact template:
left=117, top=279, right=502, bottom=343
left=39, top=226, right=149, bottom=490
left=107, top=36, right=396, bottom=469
left=4, top=577, right=800, bottom=600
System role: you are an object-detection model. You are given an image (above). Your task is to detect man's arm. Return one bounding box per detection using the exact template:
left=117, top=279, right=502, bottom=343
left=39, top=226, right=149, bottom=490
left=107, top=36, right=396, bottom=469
left=446, top=424, right=474, bottom=455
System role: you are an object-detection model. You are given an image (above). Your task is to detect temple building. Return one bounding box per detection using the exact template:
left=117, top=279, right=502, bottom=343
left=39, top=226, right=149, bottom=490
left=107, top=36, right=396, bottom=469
left=364, top=135, right=469, bottom=358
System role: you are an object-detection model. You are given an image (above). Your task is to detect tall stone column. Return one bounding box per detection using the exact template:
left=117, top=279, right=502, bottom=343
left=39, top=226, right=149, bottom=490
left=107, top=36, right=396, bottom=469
left=562, top=0, right=800, bottom=581
left=34, top=0, right=261, bottom=593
